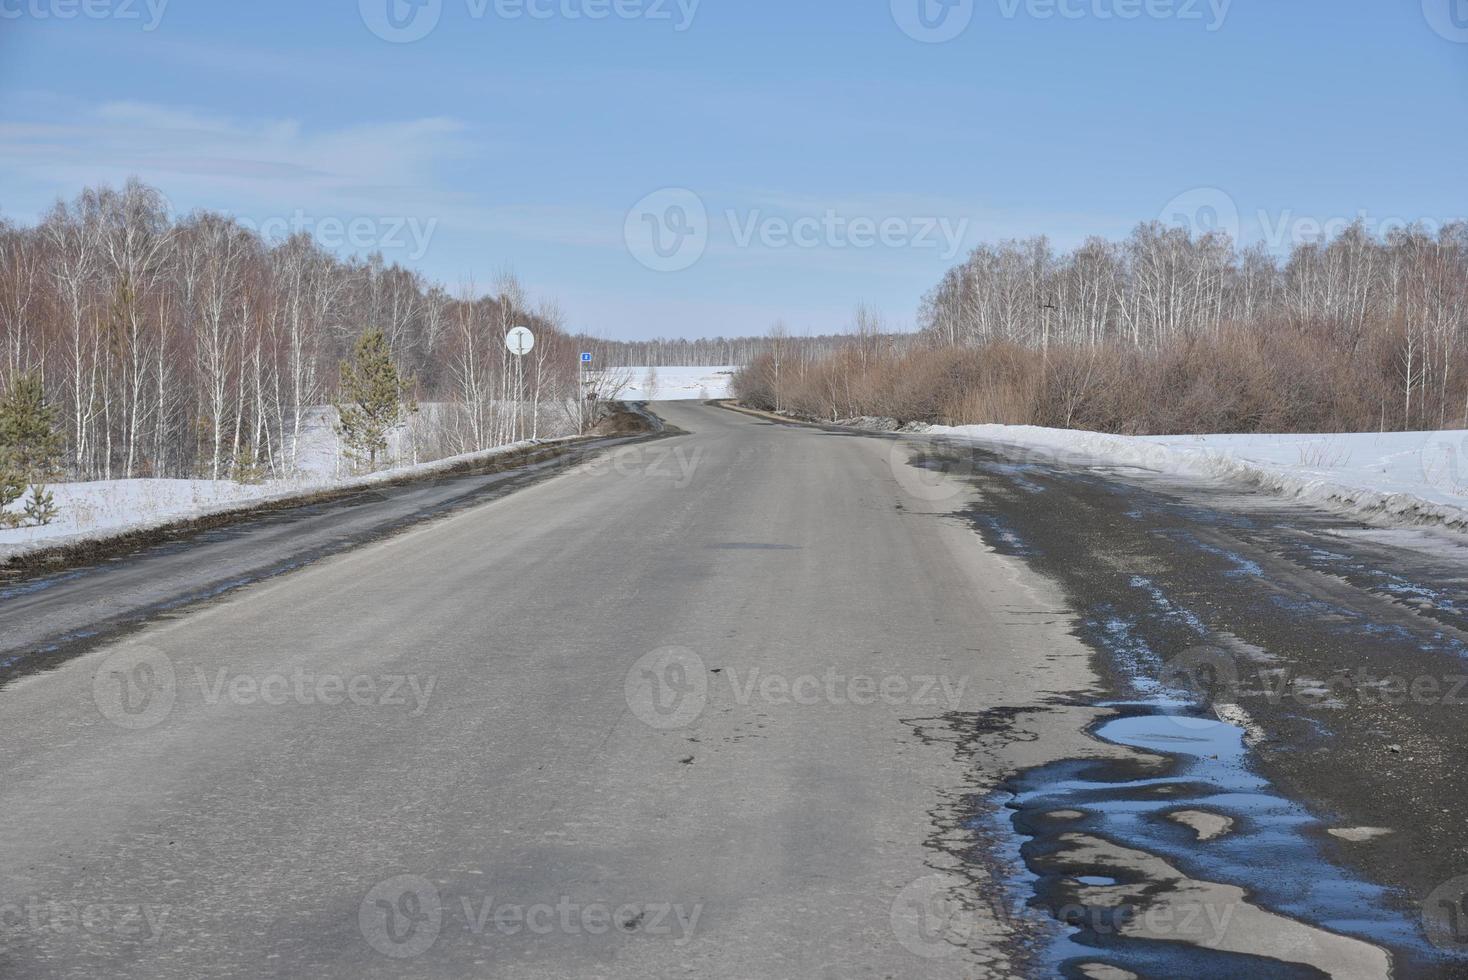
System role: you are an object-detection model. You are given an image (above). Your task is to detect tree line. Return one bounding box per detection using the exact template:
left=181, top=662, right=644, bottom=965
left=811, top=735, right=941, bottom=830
left=0, top=179, right=600, bottom=483
left=737, top=222, right=1468, bottom=434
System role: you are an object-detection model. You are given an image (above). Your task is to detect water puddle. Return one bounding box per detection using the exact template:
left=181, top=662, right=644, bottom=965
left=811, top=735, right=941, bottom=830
left=986, top=703, right=1456, bottom=978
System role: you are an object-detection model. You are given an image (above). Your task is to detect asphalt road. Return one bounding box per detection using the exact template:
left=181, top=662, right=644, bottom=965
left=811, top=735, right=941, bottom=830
left=5, top=402, right=1465, bottom=979
left=0, top=401, right=1105, bottom=978
left=0, top=435, right=649, bottom=675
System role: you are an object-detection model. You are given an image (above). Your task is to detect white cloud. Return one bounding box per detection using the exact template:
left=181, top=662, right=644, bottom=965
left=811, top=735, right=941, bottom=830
left=0, top=95, right=473, bottom=224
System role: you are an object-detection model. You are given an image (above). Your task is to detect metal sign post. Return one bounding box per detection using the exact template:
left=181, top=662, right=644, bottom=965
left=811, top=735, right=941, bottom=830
left=579, top=352, right=592, bottom=434
left=505, top=327, right=535, bottom=442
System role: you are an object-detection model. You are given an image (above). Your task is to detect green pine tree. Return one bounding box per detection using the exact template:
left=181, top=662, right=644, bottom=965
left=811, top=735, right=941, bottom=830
left=0, top=373, right=62, bottom=526
left=334, top=329, right=417, bottom=472
left=0, top=471, right=21, bottom=528
left=23, top=485, right=58, bottom=526
left=0, top=372, right=63, bottom=481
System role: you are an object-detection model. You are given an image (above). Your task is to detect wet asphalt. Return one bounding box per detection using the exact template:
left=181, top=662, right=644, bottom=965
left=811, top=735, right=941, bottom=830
left=914, top=436, right=1468, bottom=976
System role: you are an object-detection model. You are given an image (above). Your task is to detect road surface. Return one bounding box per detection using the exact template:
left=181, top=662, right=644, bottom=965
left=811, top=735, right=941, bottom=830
left=1, top=402, right=1465, bottom=978
left=0, top=401, right=1100, bottom=978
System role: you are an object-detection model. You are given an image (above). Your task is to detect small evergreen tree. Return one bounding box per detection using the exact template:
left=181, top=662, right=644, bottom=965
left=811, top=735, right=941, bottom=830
left=0, top=373, right=63, bottom=481
left=0, top=373, right=62, bottom=527
left=0, top=472, right=21, bottom=528
left=334, top=329, right=416, bottom=472
left=23, top=485, right=58, bottom=526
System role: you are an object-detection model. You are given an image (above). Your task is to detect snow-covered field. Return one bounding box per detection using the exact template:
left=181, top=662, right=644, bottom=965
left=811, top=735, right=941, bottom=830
left=617, top=366, right=734, bottom=401
left=928, top=424, right=1468, bottom=530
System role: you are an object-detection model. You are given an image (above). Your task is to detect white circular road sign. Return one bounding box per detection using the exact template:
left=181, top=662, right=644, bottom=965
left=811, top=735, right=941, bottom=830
left=505, top=326, right=535, bottom=356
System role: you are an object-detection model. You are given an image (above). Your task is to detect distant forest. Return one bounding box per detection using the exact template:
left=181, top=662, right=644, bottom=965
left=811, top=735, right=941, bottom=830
left=737, top=221, right=1468, bottom=435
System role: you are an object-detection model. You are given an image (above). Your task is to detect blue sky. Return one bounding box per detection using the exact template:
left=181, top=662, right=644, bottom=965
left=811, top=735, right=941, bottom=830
left=1, top=0, right=1465, bottom=339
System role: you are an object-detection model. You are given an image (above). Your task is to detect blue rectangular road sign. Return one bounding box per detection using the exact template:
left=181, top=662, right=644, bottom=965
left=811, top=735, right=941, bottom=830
left=581, top=353, right=593, bottom=363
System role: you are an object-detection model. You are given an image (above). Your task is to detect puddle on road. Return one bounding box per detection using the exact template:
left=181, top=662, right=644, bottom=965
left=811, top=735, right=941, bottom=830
left=983, top=702, right=1456, bottom=978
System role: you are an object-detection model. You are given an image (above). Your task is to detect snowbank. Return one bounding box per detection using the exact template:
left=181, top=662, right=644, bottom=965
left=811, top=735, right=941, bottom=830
left=618, top=366, right=734, bottom=401
left=926, top=424, right=1468, bottom=531
left=0, top=437, right=554, bottom=560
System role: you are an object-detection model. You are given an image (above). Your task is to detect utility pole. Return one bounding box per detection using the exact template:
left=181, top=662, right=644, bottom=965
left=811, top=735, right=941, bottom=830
left=1040, top=301, right=1058, bottom=366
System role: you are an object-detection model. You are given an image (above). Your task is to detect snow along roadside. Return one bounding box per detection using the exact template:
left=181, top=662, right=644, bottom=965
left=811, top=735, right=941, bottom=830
left=926, top=423, right=1468, bottom=533
left=0, top=436, right=575, bottom=563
